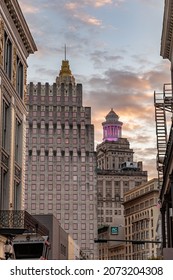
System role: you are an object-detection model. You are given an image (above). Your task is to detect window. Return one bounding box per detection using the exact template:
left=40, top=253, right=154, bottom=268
left=16, top=56, right=24, bottom=98
left=4, top=31, right=12, bottom=79
left=61, top=244, right=66, bottom=256
left=2, top=100, right=9, bottom=149
left=15, top=119, right=22, bottom=163
left=31, top=203, right=36, bottom=210
left=33, top=105, right=37, bottom=111
left=48, top=204, right=53, bottom=210
left=0, top=168, right=7, bottom=210
left=14, top=181, right=21, bottom=210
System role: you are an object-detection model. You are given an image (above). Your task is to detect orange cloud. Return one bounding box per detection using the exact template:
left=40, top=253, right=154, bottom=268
left=65, top=1, right=122, bottom=9
left=74, top=13, right=102, bottom=26
left=64, top=0, right=123, bottom=27
left=89, top=0, right=113, bottom=7
left=65, top=3, right=79, bottom=10
left=19, top=2, right=39, bottom=14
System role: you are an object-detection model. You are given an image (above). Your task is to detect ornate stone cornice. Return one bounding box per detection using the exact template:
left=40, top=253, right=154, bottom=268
left=160, top=0, right=173, bottom=60
left=4, top=0, right=37, bottom=54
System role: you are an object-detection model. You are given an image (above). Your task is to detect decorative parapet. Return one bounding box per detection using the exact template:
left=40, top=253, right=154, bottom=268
left=4, top=0, right=37, bottom=54
left=160, top=0, right=173, bottom=60
left=96, top=169, right=148, bottom=177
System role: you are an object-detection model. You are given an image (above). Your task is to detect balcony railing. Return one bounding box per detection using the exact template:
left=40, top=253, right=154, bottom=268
left=96, top=169, right=147, bottom=176
left=0, top=210, right=24, bottom=229
left=0, top=210, right=48, bottom=236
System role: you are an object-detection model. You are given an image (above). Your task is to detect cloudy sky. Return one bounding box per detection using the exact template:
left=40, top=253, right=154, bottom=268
left=18, top=0, right=171, bottom=179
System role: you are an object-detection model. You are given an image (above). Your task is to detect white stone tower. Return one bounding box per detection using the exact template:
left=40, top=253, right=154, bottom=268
left=102, top=108, right=123, bottom=142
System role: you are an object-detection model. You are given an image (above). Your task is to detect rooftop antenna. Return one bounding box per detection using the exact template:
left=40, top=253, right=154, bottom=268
left=65, top=44, right=67, bottom=60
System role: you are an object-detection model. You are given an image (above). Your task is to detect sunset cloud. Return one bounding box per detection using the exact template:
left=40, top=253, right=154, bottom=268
left=65, top=0, right=123, bottom=9
left=63, top=0, right=124, bottom=28
left=65, top=2, right=79, bottom=10
left=73, top=13, right=102, bottom=26
left=19, top=3, right=39, bottom=14
left=19, top=0, right=169, bottom=179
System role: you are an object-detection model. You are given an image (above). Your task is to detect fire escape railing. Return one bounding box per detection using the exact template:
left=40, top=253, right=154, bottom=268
left=154, top=83, right=173, bottom=190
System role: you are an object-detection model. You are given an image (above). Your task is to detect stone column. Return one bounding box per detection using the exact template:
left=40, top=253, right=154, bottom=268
left=160, top=206, right=166, bottom=249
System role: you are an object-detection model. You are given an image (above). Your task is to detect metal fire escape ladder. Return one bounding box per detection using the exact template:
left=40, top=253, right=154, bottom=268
left=154, top=92, right=167, bottom=190
left=154, top=83, right=172, bottom=190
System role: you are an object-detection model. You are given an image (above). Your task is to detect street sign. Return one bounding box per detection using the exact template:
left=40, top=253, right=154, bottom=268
left=111, top=226, right=119, bottom=235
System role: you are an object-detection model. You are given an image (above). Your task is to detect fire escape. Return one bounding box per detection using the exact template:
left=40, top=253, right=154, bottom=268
left=154, top=83, right=173, bottom=190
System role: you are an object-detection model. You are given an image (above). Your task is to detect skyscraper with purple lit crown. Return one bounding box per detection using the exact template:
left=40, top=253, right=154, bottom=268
left=96, top=109, right=148, bottom=258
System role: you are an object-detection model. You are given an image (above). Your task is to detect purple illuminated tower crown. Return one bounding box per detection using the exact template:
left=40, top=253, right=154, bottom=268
left=102, top=108, right=123, bottom=141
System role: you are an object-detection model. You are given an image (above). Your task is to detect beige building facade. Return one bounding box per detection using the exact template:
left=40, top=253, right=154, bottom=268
left=0, top=0, right=36, bottom=259
left=96, top=109, right=148, bottom=259
left=97, top=225, right=125, bottom=260
left=68, top=234, right=80, bottom=260
left=97, top=109, right=148, bottom=227
left=96, top=109, right=148, bottom=258
left=25, top=60, right=98, bottom=259
left=123, top=178, right=160, bottom=259
left=33, top=214, right=69, bottom=260
left=154, top=0, right=173, bottom=259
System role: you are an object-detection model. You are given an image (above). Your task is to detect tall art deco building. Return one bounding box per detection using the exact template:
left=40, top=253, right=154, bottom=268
left=96, top=109, right=148, bottom=259
left=25, top=60, right=98, bottom=259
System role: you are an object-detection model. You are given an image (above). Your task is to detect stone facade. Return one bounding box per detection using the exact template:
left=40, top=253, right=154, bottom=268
left=25, top=60, right=98, bottom=259
left=97, top=109, right=148, bottom=227
left=33, top=214, right=69, bottom=260
left=96, top=109, right=148, bottom=259
left=158, top=0, right=173, bottom=258
left=123, top=178, right=160, bottom=259
left=0, top=0, right=36, bottom=259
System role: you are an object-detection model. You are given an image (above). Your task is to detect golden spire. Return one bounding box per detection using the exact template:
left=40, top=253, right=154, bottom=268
left=59, top=45, right=73, bottom=77
left=65, top=44, right=66, bottom=60
left=59, top=60, right=72, bottom=77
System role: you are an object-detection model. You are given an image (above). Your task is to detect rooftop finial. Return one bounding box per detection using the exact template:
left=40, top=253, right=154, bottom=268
left=65, top=44, right=67, bottom=61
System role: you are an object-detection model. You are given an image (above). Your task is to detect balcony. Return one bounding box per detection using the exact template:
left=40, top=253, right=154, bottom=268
left=14, top=162, right=21, bottom=182
left=0, top=210, right=48, bottom=236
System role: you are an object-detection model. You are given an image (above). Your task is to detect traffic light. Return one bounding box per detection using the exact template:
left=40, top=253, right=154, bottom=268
left=132, top=240, right=145, bottom=244
left=94, top=239, right=108, bottom=243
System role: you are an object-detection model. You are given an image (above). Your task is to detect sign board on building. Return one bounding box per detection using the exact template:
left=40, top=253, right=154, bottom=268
left=111, top=226, right=119, bottom=235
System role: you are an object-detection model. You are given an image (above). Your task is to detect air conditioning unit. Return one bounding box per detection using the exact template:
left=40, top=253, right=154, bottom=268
left=121, top=161, right=138, bottom=170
